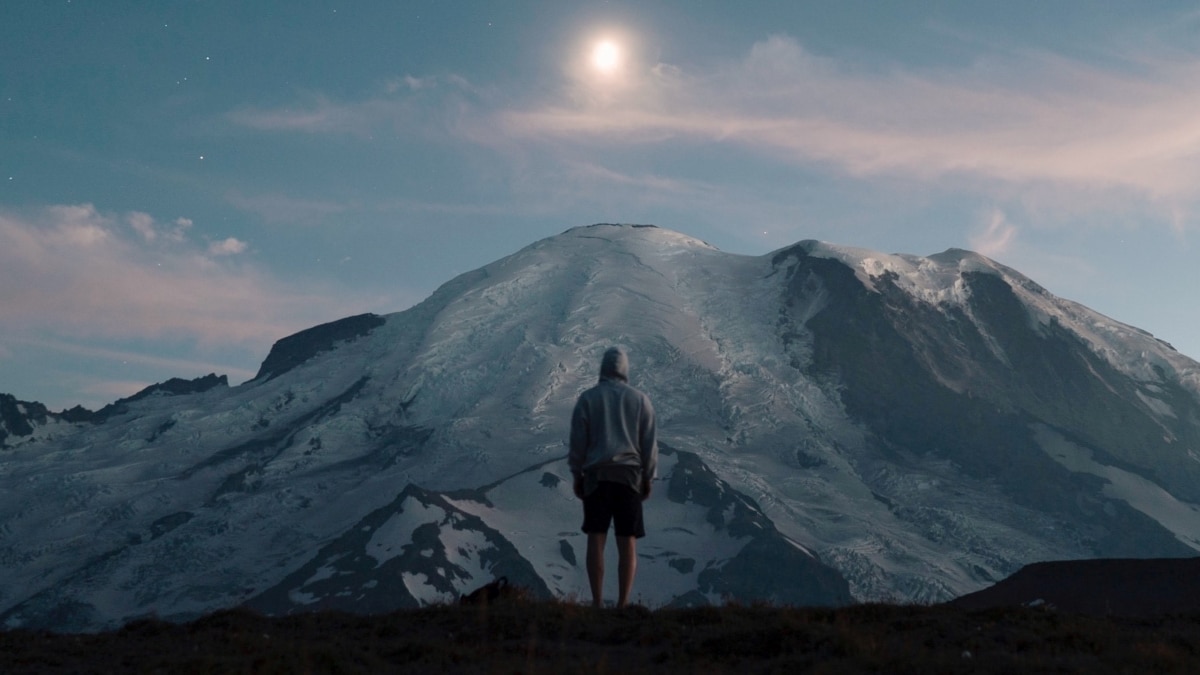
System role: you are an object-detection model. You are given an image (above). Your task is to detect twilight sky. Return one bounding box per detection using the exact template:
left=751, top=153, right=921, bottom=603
left=4, top=1, right=1200, bottom=411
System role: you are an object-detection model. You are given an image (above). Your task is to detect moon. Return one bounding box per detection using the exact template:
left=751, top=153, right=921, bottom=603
left=591, top=39, right=621, bottom=73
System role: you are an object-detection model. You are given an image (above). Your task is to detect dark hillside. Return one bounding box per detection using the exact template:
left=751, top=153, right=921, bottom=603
left=950, top=557, right=1200, bottom=617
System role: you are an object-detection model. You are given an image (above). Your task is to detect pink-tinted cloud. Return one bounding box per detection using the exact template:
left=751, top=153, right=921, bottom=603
left=18, top=338, right=259, bottom=383
left=128, top=212, right=192, bottom=242
left=499, top=34, right=1200, bottom=204
left=0, top=204, right=374, bottom=347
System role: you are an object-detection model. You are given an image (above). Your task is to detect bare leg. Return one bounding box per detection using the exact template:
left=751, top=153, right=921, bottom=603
left=616, top=535, right=637, bottom=608
left=586, top=532, right=607, bottom=608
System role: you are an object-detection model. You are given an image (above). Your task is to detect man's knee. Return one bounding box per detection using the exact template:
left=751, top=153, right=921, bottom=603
left=615, top=536, right=636, bottom=556
left=587, top=532, right=607, bottom=552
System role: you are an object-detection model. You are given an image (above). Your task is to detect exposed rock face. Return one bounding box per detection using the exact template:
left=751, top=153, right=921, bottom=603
left=254, top=314, right=387, bottom=381
left=0, top=394, right=48, bottom=447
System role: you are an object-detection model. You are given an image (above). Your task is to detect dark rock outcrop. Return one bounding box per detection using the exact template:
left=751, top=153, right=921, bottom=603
left=254, top=313, right=387, bottom=381
left=666, top=445, right=854, bottom=607
left=0, top=394, right=50, bottom=447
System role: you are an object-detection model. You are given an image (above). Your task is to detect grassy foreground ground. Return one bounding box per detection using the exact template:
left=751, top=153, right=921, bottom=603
left=3, top=601, right=1200, bottom=674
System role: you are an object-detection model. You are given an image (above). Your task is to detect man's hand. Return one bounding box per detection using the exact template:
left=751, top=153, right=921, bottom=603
left=573, top=475, right=585, bottom=500
left=641, top=478, right=652, bottom=502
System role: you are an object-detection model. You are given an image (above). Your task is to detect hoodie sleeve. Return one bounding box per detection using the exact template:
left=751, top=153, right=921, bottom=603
left=639, top=394, right=658, bottom=480
left=568, top=396, right=588, bottom=478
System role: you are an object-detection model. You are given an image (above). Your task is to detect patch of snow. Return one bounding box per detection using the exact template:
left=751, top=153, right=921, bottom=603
left=366, top=497, right=442, bottom=565
left=1136, top=390, right=1176, bottom=419
left=402, top=572, right=453, bottom=606
left=434, top=526, right=495, bottom=596
left=1035, top=425, right=1200, bottom=551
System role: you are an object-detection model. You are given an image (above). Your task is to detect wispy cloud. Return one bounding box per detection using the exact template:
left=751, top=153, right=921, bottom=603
left=499, top=34, right=1200, bottom=207
left=225, top=75, right=483, bottom=138
left=0, top=204, right=375, bottom=347
left=226, top=191, right=351, bottom=226
left=216, top=27, right=1200, bottom=240
left=970, top=209, right=1019, bottom=258
left=14, top=337, right=260, bottom=382
left=225, top=94, right=376, bottom=135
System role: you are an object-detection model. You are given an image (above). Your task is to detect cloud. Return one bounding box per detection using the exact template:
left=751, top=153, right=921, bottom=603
left=498, top=34, right=1200, bottom=207
left=970, top=209, right=1019, bottom=257
left=128, top=212, right=191, bottom=242
left=0, top=204, right=375, bottom=347
left=225, top=94, right=369, bottom=135
left=17, top=337, right=259, bottom=382
left=216, top=28, right=1200, bottom=239
left=225, top=76, right=481, bottom=137
left=208, top=237, right=248, bottom=256
left=128, top=211, right=157, bottom=241
left=386, top=74, right=434, bottom=93
left=226, top=191, right=351, bottom=226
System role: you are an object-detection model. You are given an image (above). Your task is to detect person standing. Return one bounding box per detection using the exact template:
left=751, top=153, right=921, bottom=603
left=568, top=346, right=657, bottom=609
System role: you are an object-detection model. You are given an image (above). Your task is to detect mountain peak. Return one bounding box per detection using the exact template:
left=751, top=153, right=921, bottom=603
left=557, top=222, right=718, bottom=251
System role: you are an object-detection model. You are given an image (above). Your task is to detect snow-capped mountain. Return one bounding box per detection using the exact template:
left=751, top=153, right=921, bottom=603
left=3, top=223, right=1199, bottom=631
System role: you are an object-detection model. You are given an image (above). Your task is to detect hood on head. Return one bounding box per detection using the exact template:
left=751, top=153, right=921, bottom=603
left=599, top=347, right=629, bottom=383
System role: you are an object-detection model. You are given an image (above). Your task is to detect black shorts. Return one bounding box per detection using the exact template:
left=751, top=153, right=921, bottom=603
left=582, top=480, right=645, bottom=538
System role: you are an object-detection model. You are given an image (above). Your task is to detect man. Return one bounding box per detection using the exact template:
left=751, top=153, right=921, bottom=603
left=568, top=346, right=658, bottom=609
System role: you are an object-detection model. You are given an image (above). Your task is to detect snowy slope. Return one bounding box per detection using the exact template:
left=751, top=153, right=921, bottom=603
left=2, top=223, right=1199, bottom=630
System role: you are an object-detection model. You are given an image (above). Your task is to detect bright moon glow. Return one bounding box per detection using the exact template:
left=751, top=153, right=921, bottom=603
left=591, top=40, right=620, bottom=73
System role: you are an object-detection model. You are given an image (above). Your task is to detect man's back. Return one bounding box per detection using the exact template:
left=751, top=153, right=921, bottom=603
left=568, top=349, right=657, bottom=491
left=567, top=346, right=657, bottom=609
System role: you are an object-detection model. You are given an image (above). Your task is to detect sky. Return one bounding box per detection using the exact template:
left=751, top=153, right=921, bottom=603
left=3, top=0, right=1200, bottom=411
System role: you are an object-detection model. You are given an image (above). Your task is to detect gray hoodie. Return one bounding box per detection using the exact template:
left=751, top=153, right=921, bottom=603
left=568, top=347, right=658, bottom=495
